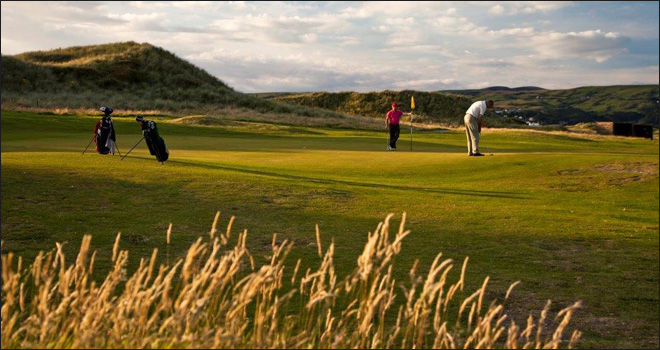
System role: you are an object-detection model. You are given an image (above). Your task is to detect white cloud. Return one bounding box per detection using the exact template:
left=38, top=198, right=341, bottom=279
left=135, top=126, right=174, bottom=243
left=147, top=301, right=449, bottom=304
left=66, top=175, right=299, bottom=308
left=107, top=12, right=169, bottom=31
left=480, top=1, right=574, bottom=15
left=530, top=29, right=630, bottom=62
left=487, top=27, right=535, bottom=37
left=488, top=5, right=504, bottom=15
left=1, top=1, right=657, bottom=91
left=392, top=78, right=456, bottom=90
left=301, top=33, right=318, bottom=43
left=208, top=13, right=352, bottom=44
left=341, top=1, right=451, bottom=19
left=432, top=16, right=486, bottom=36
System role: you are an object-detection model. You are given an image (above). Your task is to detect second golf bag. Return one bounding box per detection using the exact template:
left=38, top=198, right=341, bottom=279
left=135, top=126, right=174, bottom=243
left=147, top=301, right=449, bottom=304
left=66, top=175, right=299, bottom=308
left=94, top=107, right=117, bottom=155
left=138, top=116, right=169, bottom=162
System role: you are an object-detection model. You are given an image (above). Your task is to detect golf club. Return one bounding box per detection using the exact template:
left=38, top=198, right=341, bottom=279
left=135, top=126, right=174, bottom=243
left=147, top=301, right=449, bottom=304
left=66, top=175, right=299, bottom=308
left=481, top=132, right=493, bottom=156
left=387, top=125, right=390, bottom=150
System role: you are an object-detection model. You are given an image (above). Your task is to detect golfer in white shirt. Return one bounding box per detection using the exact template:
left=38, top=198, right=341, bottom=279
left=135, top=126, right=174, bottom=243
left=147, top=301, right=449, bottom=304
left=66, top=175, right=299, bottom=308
left=464, top=100, right=494, bottom=156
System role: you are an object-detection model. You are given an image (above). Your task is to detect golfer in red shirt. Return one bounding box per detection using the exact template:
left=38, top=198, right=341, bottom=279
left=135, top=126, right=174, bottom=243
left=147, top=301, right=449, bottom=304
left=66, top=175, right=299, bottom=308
left=386, top=102, right=411, bottom=151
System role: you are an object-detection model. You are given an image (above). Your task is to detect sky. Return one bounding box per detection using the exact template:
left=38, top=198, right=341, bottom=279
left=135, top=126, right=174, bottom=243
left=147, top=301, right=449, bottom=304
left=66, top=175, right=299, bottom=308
left=1, top=1, right=659, bottom=93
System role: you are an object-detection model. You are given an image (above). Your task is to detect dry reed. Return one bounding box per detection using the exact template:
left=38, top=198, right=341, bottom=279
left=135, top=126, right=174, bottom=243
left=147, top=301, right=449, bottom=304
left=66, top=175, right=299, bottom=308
left=1, top=214, right=581, bottom=349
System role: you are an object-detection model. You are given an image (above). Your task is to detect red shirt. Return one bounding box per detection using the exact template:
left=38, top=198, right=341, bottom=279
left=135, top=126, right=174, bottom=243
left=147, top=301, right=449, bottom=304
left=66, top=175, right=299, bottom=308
left=387, top=109, right=403, bottom=125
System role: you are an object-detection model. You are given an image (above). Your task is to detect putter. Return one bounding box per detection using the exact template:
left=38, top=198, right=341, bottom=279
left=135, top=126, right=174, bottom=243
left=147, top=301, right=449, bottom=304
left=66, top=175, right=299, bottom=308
left=386, top=125, right=390, bottom=150
left=481, top=132, right=493, bottom=156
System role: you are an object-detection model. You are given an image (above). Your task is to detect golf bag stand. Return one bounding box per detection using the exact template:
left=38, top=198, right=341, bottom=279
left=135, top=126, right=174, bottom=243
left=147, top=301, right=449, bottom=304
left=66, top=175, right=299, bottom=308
left=121, top=136, right=145, bottom=160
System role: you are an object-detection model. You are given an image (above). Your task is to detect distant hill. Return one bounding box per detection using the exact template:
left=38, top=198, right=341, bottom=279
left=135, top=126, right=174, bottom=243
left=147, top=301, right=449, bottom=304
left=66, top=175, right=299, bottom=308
left=5, top=42, right=656, bottom=127
left=267, top=90, right=515, bottom=127
left=442, top=85, right=659, bottom=125
left=0, top=42, right=346, bottom=121
left=265, top=84, right=659, bottom=127
left=476, top=86, right=546, bottom=92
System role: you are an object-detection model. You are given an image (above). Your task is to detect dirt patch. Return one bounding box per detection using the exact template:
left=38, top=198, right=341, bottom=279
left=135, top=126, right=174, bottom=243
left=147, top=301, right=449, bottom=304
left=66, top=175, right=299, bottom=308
left=122, top=233, right=151, bottom=244
left=551, top=161, right=658, bottom=191
left=502, top=290, right=658, bottom=348
left=547, top=182, right=592, bottom=192
left=557, top=169, right=582, bottom=176
left=608, top=176, right=642, bottom=185
left=594, top=162, right=659, bottom=175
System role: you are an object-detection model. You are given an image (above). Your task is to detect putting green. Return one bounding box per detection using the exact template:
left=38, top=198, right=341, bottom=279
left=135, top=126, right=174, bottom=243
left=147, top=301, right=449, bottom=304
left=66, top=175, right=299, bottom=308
left=1, top=110, right=658, bottom=348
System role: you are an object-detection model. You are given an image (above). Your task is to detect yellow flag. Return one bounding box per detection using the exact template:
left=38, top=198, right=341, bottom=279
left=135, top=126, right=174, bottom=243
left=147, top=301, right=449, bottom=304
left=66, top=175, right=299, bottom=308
left=411, top=96, right=415, bottom=110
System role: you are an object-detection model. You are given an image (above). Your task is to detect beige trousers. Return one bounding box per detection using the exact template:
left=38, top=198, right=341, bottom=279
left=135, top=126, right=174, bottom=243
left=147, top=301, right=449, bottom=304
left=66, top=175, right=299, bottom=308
left=464, top=114, right=479, bottom=155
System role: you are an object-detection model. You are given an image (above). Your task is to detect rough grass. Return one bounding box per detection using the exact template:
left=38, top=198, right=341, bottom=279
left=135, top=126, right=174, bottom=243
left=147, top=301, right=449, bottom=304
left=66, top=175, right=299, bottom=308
left=1, top=110, right=658, bottom=348
left=1, top=214, right=582, bottom=348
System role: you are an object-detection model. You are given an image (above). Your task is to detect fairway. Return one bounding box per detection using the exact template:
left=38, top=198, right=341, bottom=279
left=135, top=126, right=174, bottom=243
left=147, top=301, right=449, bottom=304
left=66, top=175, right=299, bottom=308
left=1, top=110, right=658, bottom=348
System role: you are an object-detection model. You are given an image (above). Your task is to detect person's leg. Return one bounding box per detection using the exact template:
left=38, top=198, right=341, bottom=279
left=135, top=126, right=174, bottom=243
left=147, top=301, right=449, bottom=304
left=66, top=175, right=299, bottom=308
left=392, top=124, right=400, bottom=149
left=464, top=114, right=474, bottom=155
left=465, top=114, right=480, bottom=155
left=389, top=126, right=396, bottom=149
left=473, top=125, right=480, bottom=154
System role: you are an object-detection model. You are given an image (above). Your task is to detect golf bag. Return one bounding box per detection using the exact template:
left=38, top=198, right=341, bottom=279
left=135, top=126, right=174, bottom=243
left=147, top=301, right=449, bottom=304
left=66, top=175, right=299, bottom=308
left=93, top=116, right=117, bottom=155
left=140, top=119, right=169, bottom=162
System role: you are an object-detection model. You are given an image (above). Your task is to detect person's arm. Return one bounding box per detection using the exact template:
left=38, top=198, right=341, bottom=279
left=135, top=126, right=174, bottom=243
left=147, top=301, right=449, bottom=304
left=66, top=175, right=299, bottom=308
left=385, top=113, right=390, bottom=129
left=404, top=111, right=413, bottom=127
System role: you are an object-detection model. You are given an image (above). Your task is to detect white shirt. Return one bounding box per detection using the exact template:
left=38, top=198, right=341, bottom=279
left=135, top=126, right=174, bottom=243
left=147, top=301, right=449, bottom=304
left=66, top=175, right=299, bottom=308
left=466, top=101, right=487, bottom=118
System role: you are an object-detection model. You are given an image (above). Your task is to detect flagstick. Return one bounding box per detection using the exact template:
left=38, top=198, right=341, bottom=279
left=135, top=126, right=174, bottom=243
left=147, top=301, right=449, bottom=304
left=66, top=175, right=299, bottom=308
left=410, top=112, right=413, bottom=151
left=410, top=95, right=415, bottom=152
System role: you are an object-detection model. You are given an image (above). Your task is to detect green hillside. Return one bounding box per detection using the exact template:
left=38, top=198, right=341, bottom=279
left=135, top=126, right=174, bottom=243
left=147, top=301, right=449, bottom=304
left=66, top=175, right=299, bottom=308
left=270, top=90, right=510, bottom=127
left=0, top=42, right=350, bottom=122
left=445, top=85, right=660, bottom=125
left=270, top=85, right=659, bottom=127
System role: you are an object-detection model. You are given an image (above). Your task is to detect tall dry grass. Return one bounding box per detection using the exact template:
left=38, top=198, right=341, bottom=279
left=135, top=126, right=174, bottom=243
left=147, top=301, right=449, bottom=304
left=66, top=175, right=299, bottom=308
left=1, top=214, right=581, bottom=348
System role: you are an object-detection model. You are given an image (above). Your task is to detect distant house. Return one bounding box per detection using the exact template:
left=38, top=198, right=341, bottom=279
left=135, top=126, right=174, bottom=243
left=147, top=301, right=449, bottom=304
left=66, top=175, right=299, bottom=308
left=596, top=122, right=654, bottom=139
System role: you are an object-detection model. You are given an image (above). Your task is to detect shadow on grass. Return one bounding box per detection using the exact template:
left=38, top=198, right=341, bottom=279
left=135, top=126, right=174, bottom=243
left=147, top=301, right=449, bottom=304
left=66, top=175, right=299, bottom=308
left=166, top=159, right=529, bottom=200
